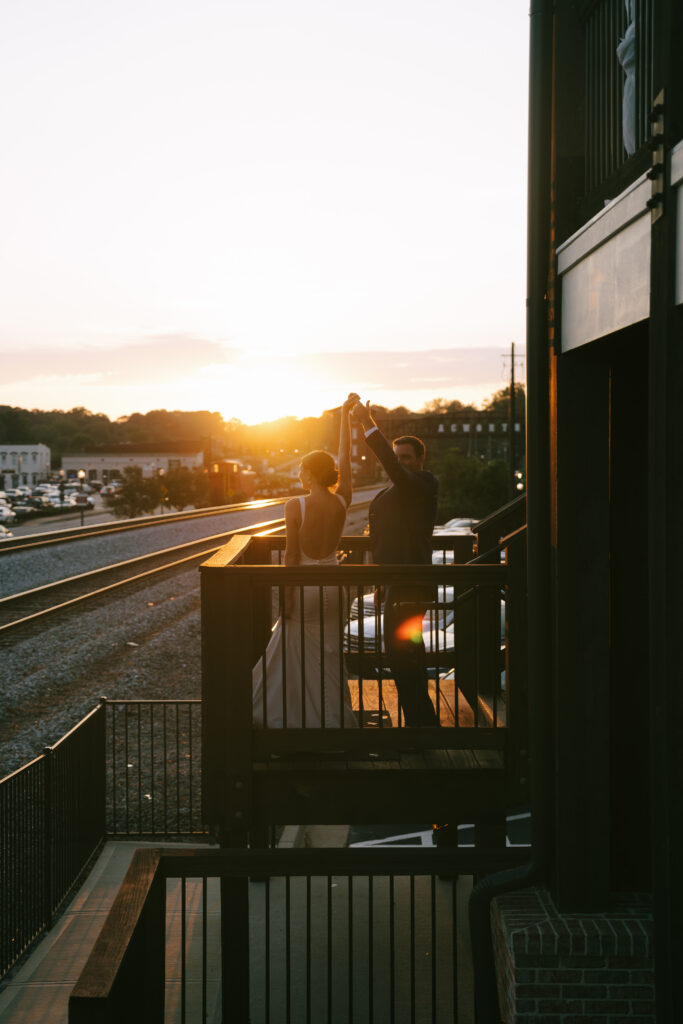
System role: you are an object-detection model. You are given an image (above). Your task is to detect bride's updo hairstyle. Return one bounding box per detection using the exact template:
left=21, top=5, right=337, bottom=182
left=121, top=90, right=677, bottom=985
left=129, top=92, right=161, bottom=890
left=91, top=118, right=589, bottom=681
left=300, top=450, right=339, bottom=489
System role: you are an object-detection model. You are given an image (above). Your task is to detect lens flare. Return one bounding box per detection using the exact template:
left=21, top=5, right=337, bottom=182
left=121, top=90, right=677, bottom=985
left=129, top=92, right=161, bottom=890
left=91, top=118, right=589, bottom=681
left=395, top=615, right=424, bottom=644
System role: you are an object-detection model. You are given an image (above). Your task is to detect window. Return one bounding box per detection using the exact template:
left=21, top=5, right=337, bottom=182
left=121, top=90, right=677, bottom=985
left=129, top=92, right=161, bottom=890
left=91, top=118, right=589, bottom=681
left=515, top=423, right=521, bottom=432
left=489, top=423, right=496, bottom=432
left=476, top=424, right=482, bottom=433
left=463, top=424, right=470, bottom=433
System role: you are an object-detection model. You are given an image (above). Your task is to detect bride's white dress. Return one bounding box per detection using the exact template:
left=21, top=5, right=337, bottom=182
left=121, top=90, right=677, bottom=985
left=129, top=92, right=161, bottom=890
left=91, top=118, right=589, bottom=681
left=252, top=495, right=357, bottom=729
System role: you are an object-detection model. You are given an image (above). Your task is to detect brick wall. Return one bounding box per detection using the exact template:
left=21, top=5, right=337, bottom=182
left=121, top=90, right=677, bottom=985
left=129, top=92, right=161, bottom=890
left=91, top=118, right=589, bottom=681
left=491, top=888, right=654, bottom=1022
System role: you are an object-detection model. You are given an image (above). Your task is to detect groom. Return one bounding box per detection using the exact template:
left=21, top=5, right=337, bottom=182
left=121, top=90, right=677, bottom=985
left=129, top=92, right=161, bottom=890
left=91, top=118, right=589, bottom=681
left=353, top=401, right=440, bottom=726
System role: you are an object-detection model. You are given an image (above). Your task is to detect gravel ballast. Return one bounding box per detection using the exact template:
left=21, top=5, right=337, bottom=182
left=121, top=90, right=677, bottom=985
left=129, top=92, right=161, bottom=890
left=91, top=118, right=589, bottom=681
left=0, top=503, right=371, bottom=779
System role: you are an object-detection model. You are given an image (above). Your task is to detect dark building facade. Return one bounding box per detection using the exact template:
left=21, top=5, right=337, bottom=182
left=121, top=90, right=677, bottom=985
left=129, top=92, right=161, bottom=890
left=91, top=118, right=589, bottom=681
left=490, top=0, right=683, bottom=1020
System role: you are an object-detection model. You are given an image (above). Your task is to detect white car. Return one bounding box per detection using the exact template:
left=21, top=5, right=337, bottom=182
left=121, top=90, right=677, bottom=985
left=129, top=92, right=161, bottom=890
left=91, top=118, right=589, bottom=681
left=0, top=524, right=13, bottom=540
left=0, top=506, right=17, bottom=523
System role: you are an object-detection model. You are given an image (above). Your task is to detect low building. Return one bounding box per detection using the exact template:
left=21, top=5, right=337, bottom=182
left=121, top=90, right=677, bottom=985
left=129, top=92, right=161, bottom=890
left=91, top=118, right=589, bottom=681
left=0, top=443, right=51, bottom=489
left=61, top=441, right=205, bottom=483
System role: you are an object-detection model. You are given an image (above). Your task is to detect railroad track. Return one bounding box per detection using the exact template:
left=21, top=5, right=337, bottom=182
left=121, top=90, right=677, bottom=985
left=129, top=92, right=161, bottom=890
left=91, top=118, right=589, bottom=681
left=0, top=497, right=289, bottom=554
left=0, top=486, right=379, bottom=554
left=0, top=499, right=372, bottom=639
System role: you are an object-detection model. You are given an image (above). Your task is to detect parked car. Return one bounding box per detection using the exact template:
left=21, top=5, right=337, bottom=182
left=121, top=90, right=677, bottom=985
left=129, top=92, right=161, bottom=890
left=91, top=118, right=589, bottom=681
left=69, top=495, right=94, bottom=509
left=0, top=524, right=13, bottom=540
left=0, top=506, right=17, bottom=523
left=25, top=495, right=54, bottom=510
left=10, top=504, right=39, bottom=520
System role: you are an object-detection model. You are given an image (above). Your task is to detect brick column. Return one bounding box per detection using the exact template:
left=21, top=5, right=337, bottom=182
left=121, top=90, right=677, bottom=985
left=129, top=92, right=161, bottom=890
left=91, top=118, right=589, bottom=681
left=491, top=888, right=654, bottom=1022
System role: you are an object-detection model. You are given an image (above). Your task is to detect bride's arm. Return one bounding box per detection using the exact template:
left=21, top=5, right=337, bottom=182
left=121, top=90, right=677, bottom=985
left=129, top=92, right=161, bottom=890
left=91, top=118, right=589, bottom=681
left=283, top=498, right=300, bottom=617
left=336, top=393, right=358, bottom=505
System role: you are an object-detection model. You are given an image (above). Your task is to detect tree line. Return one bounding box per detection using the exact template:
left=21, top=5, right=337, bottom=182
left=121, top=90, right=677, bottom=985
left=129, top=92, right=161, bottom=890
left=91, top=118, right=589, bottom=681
left=1, top=384, right=525, bottom=520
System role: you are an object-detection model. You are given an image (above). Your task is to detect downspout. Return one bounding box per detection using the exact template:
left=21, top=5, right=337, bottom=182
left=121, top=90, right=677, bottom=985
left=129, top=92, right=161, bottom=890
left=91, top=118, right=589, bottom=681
left=468, top=1, right=555, bottom=1020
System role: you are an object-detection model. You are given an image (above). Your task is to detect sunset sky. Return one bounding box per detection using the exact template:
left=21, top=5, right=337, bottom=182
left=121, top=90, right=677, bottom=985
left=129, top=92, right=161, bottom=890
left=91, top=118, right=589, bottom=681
left=1, top=1, right=529, bottom=425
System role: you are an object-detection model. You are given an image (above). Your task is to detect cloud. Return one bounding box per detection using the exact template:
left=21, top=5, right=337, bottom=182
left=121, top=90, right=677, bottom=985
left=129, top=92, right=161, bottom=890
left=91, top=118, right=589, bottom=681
left=289, top=346, right=513, bottom=394
left=2, top=335, right=238, bottom=387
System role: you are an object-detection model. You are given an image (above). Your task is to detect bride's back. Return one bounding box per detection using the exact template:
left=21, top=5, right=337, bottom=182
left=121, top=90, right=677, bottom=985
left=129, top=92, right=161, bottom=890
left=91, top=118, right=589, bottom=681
left=298, top=491, right=346, bottom=560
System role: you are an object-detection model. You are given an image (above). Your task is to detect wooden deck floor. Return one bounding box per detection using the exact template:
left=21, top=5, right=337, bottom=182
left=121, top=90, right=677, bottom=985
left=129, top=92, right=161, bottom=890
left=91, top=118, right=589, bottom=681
left=248, top=677, right=508, bottom=827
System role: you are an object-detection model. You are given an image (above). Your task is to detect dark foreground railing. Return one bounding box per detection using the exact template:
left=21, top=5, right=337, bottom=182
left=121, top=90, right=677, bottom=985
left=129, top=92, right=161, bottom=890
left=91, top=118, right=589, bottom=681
left=68, top=845, right=528, bottom=1024
left=0, top=698, right=207, bottom=983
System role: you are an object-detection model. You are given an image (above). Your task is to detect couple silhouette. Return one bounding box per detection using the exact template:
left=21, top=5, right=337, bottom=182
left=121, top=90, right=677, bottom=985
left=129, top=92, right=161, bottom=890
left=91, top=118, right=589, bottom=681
left=252, top=394, right=440, bottom=730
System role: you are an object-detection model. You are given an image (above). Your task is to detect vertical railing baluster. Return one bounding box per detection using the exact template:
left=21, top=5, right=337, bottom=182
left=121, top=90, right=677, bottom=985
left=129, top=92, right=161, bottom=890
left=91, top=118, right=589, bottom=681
left=357, top=587, right=364, bottom=724
left=286, top=875, right=291, bottom=1024
left=137, top=704, right=142, bottom=835
left=265, top=877, right=271, bottom=1024
left=281, top=586, right=288, bottom=729
left=175, top=703, right=181, bottom=834
left=348, top=874, right=354, bottom=1021
left=452, top=874, right=459, bottom=1019
left=300, top=585, right=306, bottom=728
left=306, top=875, right=312, bottom=1023
left=181, top=875, right=187, bottom=1024
left=327, top=874, right=333, bottom=1024
left=431, top=874, right=437, bottom=1020
left=338, top=585, right=345, bottom=729
left=369, top=875, right=374, bottom=1024
left=389, top=874, right=396, bottom=1024
left=319, top=586, right=325, bottom=728
left=43, top=747, right=53, bottom=927
left=125, top=704, right=130, bottom=836
left=188, top=703, right=193, bottom=834
left=202, top=876, right=208, bottom=1024
left=410, top=874, right=416, bottom=1024
left=163, top=703, right=168, bottom=837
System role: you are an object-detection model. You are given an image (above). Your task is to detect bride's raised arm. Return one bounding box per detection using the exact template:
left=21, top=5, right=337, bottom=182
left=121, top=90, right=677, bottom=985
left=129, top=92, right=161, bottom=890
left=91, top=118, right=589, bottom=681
left=336, top=392, right=358, bottom=506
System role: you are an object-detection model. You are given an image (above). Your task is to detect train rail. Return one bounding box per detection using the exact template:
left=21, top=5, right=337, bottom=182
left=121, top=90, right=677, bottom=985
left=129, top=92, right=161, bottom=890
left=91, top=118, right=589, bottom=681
left=0, top=497, right=288, bottom=554
left=0, top=498, right=372, bottom=639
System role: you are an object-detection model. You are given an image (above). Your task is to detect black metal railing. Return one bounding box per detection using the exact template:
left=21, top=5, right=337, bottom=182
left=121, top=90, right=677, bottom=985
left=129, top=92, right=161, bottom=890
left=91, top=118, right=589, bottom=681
left=200, top=530, right=528, bottom=835
left=106, top=699, right=204, bottom=838
left=583, top=0, right=654, bottom=194
left=69, top=845, right=527, bottom=1024
left=0, top=698, right=209, bottom=983
left=0, top=705, right=104, bottom=980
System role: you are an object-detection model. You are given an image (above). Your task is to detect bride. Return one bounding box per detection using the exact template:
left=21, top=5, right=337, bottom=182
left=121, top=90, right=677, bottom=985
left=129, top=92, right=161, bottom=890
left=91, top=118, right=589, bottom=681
left=252, top=393, right=360, bottom=729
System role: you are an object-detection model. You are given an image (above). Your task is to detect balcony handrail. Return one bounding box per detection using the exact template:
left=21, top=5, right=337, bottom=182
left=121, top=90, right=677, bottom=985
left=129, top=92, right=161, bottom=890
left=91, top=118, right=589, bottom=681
left=69, top=844, right=529, bottom=1023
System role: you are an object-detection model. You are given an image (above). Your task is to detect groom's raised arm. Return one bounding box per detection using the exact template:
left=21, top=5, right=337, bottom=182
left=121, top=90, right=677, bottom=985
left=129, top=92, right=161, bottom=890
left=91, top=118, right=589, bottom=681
left=354, top=402, right=433, bottom=493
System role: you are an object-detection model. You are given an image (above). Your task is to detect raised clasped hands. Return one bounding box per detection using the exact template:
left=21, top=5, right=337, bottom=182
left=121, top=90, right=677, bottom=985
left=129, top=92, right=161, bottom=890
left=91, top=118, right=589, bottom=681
left=351, top=398, right=376, bottom=430
left=342, top=392, right=360, bottom=414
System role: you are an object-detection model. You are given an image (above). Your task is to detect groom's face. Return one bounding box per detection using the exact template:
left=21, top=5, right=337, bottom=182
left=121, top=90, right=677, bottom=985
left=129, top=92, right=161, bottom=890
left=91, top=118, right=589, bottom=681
left=393, top=442, right=423, bottom=472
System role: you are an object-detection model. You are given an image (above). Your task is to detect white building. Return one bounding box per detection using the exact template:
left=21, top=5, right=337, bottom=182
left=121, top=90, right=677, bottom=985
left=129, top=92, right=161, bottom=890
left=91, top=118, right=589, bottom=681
left=0, top=444, right=51, bottom=490
left=61, top=442, right=205, bottom=483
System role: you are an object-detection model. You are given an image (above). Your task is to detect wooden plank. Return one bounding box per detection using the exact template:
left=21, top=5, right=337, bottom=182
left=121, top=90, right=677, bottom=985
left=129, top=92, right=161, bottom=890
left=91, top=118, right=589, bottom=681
left=69, top=848, right=164, bottom=1023
left=251, top=767, right=507, bottom=825
left=200, top=563, right=508, bottom=587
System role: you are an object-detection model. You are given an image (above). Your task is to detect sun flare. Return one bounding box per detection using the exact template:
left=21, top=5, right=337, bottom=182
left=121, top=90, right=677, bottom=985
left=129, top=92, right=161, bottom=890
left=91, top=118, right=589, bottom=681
left=197, top=353, right=338, bottom=425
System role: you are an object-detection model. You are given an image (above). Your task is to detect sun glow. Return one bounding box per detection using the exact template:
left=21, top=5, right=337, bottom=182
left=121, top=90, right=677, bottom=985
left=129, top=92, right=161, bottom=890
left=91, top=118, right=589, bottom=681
left=197, top=352, right=346, bottom=425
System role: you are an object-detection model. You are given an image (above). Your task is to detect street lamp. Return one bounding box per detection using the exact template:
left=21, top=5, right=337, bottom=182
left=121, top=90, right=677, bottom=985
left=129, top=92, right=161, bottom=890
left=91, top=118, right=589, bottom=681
left=77, top=469, right=86, bottom=526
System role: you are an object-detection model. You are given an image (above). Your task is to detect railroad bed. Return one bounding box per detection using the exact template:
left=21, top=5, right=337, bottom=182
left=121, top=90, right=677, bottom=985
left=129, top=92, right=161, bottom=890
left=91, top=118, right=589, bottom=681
left=0, top=501, right=372, bottom=780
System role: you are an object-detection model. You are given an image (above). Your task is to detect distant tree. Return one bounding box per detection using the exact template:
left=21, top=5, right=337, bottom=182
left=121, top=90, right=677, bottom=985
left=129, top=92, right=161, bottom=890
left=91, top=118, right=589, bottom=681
left=163, top=467, right=196, bottom=510
left=432, top=450, right=508, bottom=521
left=482, top=384, right=526, bottom=417
left=103, top=467, right=162, bottom=518
left=192, top=469, right=213, bottom=508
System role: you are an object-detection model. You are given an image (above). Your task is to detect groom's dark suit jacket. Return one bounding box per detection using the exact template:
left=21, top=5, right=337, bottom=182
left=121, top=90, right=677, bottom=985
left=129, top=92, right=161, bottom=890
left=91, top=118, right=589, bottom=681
left=365, top=428, right=438, bottom=565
